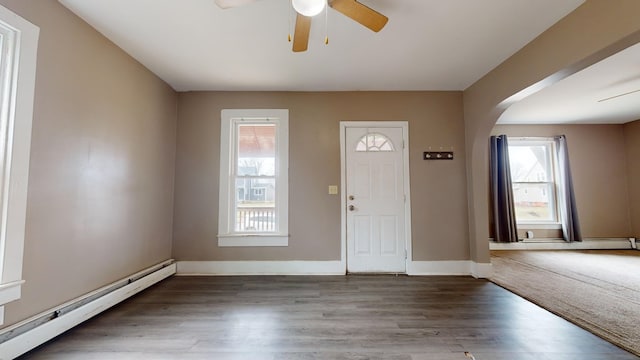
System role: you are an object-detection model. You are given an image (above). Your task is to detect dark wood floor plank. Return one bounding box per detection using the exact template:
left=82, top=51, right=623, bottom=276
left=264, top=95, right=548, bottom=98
left=18, top=275, right=639, bottom=359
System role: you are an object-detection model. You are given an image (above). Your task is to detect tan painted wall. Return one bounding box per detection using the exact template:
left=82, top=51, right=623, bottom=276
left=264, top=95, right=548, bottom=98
left=172, top=91, right=469, bottom=262
left=463, top=0, right=640, bottom=263
left=624, top=120, right=640, bottom=238
left=492, top=124, right=632, bottom=238
left=4, top=0, right=637, bottom=330
left=1, top=1, right=177, bottom=328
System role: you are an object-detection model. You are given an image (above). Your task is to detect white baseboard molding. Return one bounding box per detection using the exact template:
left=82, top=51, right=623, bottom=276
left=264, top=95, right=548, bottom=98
left=490, top=238, right=634, bottom=250
left=407, top=261, right=492, bottom=278
left=179, top=260, right=492, bottom=278
left=177, top=261, right=345, bottom=275
left=0, top=259, right=176, bottom=360
left=471, top=262, right=493, bottom=279
left=408, top=260, right=476, bottom=276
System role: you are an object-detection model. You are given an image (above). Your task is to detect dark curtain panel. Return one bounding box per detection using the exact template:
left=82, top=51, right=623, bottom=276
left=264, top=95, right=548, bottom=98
left=556, top=135, right=582, bottom=242
left=489, top=135, right=519, bottom=243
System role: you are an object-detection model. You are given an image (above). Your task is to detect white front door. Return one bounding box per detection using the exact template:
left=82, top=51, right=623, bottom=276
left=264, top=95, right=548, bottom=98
left=345, top=126, right=407, bottom=273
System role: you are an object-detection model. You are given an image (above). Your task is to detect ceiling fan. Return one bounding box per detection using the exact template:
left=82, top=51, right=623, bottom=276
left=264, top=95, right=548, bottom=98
left=214, top=0, right=389, bottom=52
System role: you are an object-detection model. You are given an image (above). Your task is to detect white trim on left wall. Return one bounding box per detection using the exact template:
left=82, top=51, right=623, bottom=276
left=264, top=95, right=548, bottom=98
left=0, top=4, right=39, bottom=326
left=0, top=259, right=176, bottom=359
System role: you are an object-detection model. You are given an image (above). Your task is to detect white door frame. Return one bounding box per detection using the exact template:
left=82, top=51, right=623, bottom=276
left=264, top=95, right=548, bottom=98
left=339, top=121, right=412, bottom=273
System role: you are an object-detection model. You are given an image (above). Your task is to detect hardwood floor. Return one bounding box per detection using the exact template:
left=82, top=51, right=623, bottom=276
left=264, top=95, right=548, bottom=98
left=18, top=275, right=638, bottom=359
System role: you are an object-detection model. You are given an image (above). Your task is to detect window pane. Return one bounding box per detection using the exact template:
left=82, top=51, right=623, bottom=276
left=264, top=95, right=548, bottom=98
left=508, top=145, right=551, bottom=182
left=235, top=178, right=276, bottom=232
left=355, top=133, right=395, bottom=152
left=513, top=183, right=555, bottom=222
left=237, top=124, right=275, bottom=176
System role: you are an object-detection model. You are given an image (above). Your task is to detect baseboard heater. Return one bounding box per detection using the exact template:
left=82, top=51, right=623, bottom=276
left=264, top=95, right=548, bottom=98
left=0, top=259, right=176, bottom=359
left=490, top=237, right=637, bottom=250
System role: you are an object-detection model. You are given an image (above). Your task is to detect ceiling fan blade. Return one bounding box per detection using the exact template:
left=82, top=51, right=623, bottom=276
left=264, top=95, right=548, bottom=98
left=329, top=0, right=388, bottom=32
left=293, top=13, right=311, bottom=52
left=214, top=0, right=260, bottom=9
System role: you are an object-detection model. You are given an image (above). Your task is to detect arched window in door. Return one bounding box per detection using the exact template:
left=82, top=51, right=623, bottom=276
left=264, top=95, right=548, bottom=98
left=355, top=133, right=395, bottom=152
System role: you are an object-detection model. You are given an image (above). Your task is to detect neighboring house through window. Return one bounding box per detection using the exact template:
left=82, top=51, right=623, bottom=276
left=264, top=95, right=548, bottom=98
left=0, top=5, right=39, bottom=325
left=508, top=138, right=560, bottom=227
left=218, top=109, right=289, bottom=246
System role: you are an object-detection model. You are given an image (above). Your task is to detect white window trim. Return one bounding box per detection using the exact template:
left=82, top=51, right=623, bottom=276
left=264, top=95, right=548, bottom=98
left=509, top=137, right=561, bottom=229
left=0, top=5, right=39, bottom=325
left=218, top=109, right=289, bottom=247
left=519, top=223, right=562, bottom=230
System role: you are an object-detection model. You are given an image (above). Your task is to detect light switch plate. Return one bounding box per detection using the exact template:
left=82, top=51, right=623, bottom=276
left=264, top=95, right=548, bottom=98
left=328, top=185, right=338, bottom=195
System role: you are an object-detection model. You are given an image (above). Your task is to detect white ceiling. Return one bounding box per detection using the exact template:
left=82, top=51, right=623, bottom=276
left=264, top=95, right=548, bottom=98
left=498, top=41, right=640, bottom=125
left=58, top=0, right=585, bottom=92
left=62, top=0, right=640, bottom=125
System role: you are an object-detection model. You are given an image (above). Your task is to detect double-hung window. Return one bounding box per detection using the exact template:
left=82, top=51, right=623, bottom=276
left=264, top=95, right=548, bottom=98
left=508, top=138, right=560, bottom=227
left=218, top=109, right=289, bottom=247
left=0, top=5, right=39, bottom=325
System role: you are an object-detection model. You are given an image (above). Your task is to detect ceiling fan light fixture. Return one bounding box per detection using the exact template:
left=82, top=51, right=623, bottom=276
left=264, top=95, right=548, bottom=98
left=292, top=0, right=326, bottom=17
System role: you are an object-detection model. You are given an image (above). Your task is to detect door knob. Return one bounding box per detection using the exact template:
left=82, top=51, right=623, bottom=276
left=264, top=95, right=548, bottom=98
left=349, top=195, right=355, bottom=200
left=348, top=205, right=355, bottom=211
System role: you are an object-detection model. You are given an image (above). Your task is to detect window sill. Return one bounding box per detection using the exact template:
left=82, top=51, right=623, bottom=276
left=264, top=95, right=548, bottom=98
left=217, top=234, right=289, bottom=247
left=517, top=223, right=562, bottom=230
left=0, top=280, right=24, bottom=325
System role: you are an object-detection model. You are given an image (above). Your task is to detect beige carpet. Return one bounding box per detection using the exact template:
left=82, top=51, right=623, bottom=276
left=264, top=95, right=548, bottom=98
left=490, top=249, right=640, bottom=357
